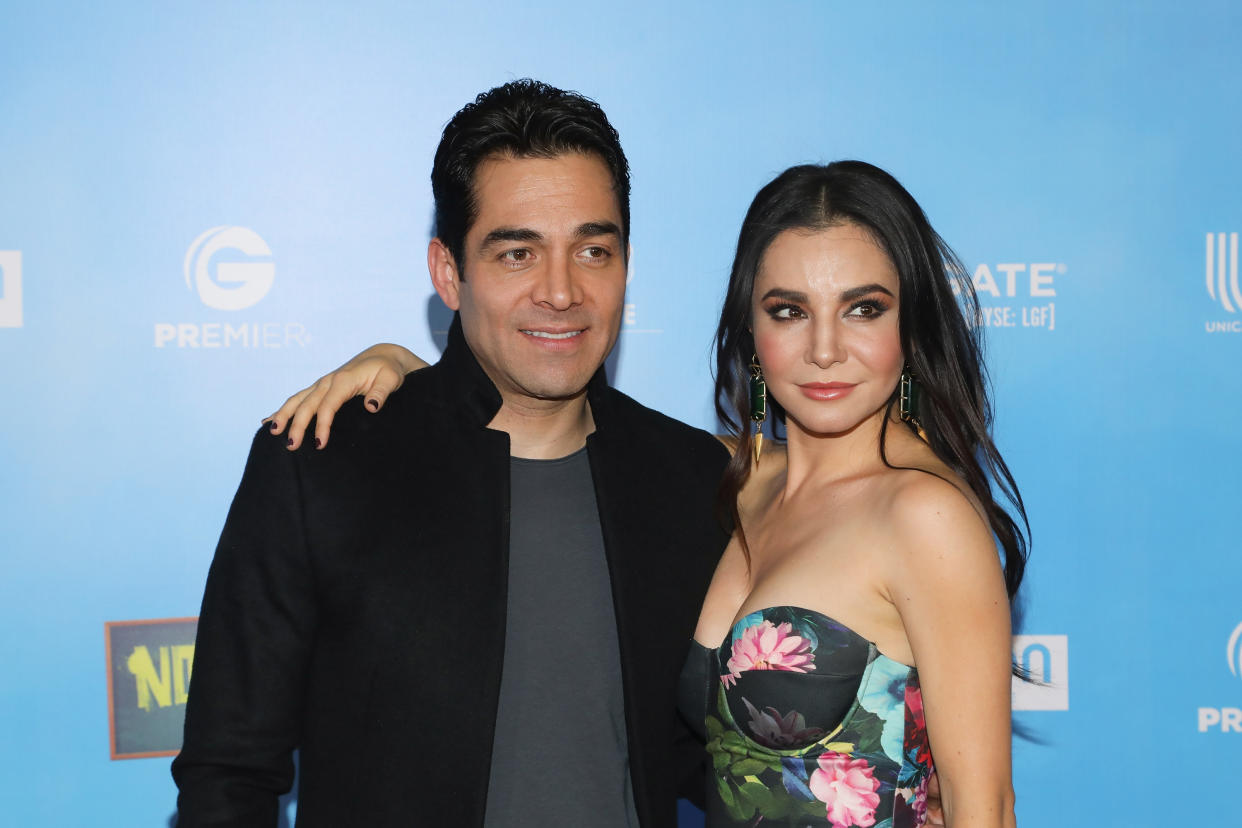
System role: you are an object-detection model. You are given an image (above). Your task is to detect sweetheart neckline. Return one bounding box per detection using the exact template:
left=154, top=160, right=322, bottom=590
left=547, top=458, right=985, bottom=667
left=692, top=603, right=915, bottom=669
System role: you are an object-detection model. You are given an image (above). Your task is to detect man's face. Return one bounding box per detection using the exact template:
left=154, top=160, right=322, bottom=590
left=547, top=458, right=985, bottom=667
left=433, top=152, right=627, bottom=405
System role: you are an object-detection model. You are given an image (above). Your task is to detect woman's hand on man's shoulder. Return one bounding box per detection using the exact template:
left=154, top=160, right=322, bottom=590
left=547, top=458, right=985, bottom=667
left=264, top=343, right=425, bottom=450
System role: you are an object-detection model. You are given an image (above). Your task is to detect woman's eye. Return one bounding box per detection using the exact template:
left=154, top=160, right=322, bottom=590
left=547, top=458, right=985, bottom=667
left=846, top=300, right=888, bottom=319
left=766, top=304, right=805, bottom=320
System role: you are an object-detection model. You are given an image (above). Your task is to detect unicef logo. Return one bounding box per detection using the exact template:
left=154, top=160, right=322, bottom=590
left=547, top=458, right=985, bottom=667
left=1206, top=232, right=1240, bottom=313
left=183, top=226, right=275, bottom=311
left=1228, top=621, right=1242, bottom=679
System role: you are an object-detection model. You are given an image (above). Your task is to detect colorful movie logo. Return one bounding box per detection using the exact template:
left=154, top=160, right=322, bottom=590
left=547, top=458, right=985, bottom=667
left=105, top=617, right=198, bottom=759
left=0, top=250, right=22, bottom=328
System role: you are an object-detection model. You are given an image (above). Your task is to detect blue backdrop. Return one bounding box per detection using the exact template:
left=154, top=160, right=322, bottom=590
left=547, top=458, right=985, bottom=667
left=2, top=2, right=1240, bottom=825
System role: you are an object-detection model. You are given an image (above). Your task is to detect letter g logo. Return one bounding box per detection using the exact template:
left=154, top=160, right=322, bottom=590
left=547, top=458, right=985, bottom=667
left=183, top=227, right=275, bottom=311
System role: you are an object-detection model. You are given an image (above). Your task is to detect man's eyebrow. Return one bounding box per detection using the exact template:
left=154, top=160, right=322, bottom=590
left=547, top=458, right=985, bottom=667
left=573, top=221, right=622, bottom=240
left=478, top=227, right=543, bottom=251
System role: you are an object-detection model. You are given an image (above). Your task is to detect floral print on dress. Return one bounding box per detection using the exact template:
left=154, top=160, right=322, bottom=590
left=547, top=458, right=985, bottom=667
left=703, top=606, right=934, bottom=827
left=725, top=619, right=816, bottom=678
left=741, top=698, right=826, bottom=749
left=810, top=752, right=882, bottom=828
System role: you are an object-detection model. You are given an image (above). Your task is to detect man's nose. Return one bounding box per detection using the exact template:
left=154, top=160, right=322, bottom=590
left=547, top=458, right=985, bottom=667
left=532, top=252, right=583, bottom=310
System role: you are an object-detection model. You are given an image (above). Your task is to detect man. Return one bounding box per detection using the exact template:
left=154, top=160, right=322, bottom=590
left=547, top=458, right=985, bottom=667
left=173, top=80, right=730, bottom=827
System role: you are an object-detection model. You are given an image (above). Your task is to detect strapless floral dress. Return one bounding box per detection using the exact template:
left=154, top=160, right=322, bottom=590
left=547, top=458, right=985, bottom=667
left=679, top=606, right=933, bottom=827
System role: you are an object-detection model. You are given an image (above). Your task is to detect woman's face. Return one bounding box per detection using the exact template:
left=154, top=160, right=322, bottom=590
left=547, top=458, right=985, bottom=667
left=750, top=224, right=904, bottom=437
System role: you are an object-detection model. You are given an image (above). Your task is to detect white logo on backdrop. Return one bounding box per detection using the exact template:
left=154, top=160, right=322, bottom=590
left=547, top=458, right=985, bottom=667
left=183, top=226, right=275, bottom=311
left=956, top=262, right=1062, bottom=331
left=155, top=228, right=307, bottom=349
left=0, top=250, right=22, bottom=328
left=1195, top=623, right=1242, bottom=733
left=621, top=246, right=660, bottom=334
left=1206, top=232, right=1240, bottom=312
left=1011, top=634, right=1068, bottom=711
left=1228, top=621, right=1242, bottom=679
left=1203, top=233, right=1241, bottom=333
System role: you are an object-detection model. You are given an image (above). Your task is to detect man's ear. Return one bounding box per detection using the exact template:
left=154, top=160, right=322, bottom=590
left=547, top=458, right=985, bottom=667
left=428, top=238, right=462, bottom=311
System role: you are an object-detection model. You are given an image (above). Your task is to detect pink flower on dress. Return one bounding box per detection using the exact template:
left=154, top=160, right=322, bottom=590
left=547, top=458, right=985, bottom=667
left=741, top=697, right=825, bottom=748
left=908, top=775, right=930, bottom=828
left=808, top=752, right=881, bottom=828
left=725, top=620, right=815, bottom=680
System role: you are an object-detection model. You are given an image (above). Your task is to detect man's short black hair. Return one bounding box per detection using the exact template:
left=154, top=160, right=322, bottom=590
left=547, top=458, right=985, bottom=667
left=431, top=79, right=631, bottom=272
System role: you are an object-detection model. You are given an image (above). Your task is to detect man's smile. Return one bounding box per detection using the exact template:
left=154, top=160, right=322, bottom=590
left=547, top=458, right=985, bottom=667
left=520, top=328, right=585, bottom=340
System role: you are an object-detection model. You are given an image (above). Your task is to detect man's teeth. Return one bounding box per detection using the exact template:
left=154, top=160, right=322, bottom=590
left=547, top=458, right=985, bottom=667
left=523, top=330, right=582, bottom=340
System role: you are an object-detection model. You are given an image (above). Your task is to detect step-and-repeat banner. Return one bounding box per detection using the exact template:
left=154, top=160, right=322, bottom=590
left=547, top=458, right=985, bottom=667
left=1, top=2, right=1239, bottom=826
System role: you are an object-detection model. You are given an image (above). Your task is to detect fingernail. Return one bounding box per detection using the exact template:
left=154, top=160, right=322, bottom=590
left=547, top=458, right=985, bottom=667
left=269, top=421, right=279, bottom=431
left=287, top=437, right=294, bottom=447
left=314, top=437, right=322, bottom=449
left=366, top=399, right=379, bottom=411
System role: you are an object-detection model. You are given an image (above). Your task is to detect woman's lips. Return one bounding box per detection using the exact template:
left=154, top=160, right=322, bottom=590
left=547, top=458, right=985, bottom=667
left=798, top=382, right=857, bottom=401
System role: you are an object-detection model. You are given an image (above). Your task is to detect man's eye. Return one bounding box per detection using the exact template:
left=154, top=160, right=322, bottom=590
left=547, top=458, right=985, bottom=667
left=580, top=246, right=610, bottom=260
left=501, top=249, right=531, bottom=263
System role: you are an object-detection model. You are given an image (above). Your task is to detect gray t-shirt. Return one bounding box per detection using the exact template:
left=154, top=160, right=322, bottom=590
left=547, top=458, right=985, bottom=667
left=483, top=448, right=640, bottom=827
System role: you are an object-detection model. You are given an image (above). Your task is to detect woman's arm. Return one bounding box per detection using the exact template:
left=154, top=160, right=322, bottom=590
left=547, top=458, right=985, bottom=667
left=265, top=343, right=426, bottom=450
left=887, top=476, right=1016, bottom=828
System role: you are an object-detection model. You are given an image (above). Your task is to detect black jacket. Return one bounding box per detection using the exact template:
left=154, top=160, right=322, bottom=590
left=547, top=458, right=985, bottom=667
left=173, top=317, right=731, bottom=826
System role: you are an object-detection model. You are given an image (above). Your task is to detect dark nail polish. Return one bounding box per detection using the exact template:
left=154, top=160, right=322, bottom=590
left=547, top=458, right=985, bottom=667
left=287, top=437, right=294, bottom=447
left=366, top=399, right=379, bottom=411
left=269, top=421, right=279, bottom=431
left=314, top=438, right=322, bottom=449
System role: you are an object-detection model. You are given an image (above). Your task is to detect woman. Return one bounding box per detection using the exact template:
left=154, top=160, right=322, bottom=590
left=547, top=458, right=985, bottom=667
left=268, top=161, right=1025, bottom=827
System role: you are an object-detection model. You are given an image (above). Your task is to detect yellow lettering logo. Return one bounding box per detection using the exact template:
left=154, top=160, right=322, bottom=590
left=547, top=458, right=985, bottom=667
left=126, top=644, right=195, bottom=711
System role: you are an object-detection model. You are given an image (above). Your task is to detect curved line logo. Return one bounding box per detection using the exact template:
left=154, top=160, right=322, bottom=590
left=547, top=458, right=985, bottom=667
left=1206, top=233, right=1240, bottom=313
left=1228, top=621, right=1242, bottom=678
left=0, top=250, right=21, bottom=328
left=183, top=227, right=275, bottom=311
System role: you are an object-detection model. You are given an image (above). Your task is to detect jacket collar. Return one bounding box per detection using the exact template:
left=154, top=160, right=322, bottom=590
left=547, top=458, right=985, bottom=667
left=437, top=312, right=613, bottom=433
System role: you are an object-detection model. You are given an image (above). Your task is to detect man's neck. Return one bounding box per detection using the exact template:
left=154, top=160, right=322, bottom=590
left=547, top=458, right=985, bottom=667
left=488, top=393, right=596, bottom=460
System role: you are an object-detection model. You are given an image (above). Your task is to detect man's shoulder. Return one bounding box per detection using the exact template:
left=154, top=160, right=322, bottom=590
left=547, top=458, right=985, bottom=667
left=314, top=365, right=452, bottom=438
left=597, top=386, right=727, bottom=464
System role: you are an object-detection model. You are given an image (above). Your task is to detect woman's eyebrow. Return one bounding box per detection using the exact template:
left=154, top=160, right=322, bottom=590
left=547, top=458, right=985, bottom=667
left=839, top=283, right=895, bottom=302
left=759, top=284, right=894, bottom=304
left=759, top=287, right=808, bottom=303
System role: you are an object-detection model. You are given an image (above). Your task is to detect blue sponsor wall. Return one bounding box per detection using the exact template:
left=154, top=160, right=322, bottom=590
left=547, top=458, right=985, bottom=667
left=1, top=2, right=1239, bottom=825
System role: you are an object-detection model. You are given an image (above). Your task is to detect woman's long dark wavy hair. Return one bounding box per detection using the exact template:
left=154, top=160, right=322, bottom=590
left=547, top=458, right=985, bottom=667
left=714, top=161, right=1028, bottom=607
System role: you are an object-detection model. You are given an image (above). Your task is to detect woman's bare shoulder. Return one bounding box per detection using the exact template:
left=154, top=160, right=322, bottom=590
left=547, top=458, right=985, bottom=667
left=880, top=467, right=997, bottom=576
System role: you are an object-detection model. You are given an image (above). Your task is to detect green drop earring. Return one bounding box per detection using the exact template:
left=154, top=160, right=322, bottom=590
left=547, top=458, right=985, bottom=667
left=899, top=367, right=928, bottom=441
left=749, top=353, right=767, bottom=465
